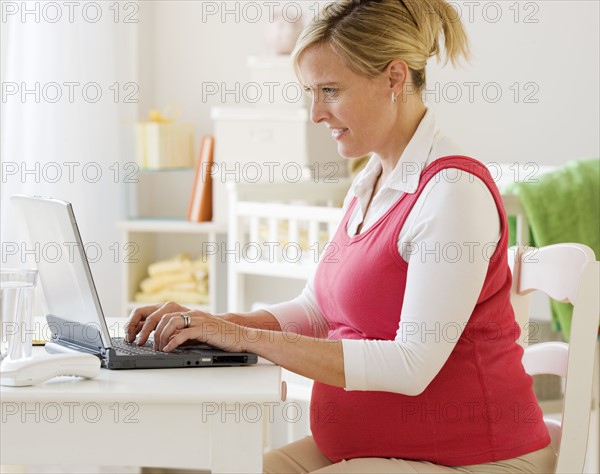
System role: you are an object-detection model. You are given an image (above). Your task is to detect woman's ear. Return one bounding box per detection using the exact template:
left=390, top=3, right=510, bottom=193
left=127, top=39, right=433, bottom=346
left=387, top=59, right=409, bottom=95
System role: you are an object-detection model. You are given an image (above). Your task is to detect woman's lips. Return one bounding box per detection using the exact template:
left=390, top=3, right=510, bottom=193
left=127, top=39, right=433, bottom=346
left=331, top=128, right=348, bottom=140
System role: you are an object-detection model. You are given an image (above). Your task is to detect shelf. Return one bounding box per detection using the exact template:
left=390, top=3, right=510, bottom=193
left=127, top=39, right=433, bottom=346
left=119, top=221, right=229, bottom=315
left=118, top=219, right=227, bottom=234
left=235, top=261, right=315, bottom=280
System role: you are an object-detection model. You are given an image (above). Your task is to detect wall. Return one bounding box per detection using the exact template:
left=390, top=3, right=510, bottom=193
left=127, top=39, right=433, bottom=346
left=138, top=1, right=599, bottom=167
left=427, top=0, right=599, bottom=167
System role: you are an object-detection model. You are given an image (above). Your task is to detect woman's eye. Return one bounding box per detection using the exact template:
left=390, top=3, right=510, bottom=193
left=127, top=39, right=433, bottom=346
left=303, top=86, right=339, bottom=100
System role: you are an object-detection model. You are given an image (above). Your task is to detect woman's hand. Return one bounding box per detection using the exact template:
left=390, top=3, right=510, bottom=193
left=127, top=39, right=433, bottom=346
left=124, top=301, right=191, bottom=345
left=126, top=303, right=345, bottom=389
left=154, top=311, right=253, bottom=353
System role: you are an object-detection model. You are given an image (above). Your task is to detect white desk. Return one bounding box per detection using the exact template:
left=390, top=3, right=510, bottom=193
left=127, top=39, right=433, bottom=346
left=1, top=350, right=282, bottom=473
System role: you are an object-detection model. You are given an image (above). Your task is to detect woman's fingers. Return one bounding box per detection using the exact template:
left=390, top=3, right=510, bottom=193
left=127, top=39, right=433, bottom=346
left=160, top=316, right=248, bottom=353
left=134, top=301, right=190, bottom=345
left=154, top=311, right=191, bottom=350
left=124, top=303, right=161, bottom=342
left=163, top=328, right=202, bottom=353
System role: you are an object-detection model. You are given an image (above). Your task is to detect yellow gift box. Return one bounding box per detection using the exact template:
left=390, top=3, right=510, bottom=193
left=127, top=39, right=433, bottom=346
left=135, top=109, right=195, bottom=169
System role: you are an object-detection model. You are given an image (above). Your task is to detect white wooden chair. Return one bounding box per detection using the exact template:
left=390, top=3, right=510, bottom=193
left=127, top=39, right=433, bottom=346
left=509, top=243, right=600, bottom=473
left=502, top=193, right=531, bottom=247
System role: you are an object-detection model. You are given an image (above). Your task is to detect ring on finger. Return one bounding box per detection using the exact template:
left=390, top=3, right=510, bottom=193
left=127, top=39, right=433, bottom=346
left=180, top=312, right=191, bottom=329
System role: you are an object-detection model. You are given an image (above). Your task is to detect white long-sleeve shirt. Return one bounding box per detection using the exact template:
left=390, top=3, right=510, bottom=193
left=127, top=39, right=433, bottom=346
left=266, top=109, right=501, bottom=395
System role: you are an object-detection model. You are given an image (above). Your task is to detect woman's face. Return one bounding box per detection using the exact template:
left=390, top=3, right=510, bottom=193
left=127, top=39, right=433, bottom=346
left=297, top=43, right=397, bottom=159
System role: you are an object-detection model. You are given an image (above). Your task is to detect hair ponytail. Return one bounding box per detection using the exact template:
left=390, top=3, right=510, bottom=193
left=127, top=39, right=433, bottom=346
left=402, top=0, right=470, bottom=67
left=292, top=0, right=470, bottom=91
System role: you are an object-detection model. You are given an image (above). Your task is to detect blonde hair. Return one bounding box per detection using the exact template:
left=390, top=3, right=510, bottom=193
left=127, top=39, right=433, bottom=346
left=292, top=0, right=470, bottom=91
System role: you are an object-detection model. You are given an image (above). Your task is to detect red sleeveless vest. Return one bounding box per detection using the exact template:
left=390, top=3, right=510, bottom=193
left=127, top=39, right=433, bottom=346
left=312, top=156, right=550, bottom=465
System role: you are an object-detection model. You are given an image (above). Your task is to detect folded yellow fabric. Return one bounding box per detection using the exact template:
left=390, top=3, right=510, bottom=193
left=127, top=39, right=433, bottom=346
left=140, top=272, right=194, bottom=294
left=137, top=253, right=210, bottom=306
left=165, top=281, right=208, bottom=294
left=169, top=281, right=198, bottom=291
left=134, top=290, right=208, bottom=305
left=192, top=258, right=209, bottom=272
left=148, top=253, right=192, bottom=277
left=148, top=254, right=209, bottom=275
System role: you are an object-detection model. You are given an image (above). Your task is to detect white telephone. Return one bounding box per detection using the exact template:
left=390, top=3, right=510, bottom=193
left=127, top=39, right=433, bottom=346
left=0, top=353, right=101, bottom=387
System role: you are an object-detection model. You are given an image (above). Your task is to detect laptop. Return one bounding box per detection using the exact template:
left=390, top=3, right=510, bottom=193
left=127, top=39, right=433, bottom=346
left=11, top=195, right=258, bottom=369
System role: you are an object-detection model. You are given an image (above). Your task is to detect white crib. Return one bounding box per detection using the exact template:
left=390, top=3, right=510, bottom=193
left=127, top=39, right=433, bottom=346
left=226, top=179, right=353, bottom=312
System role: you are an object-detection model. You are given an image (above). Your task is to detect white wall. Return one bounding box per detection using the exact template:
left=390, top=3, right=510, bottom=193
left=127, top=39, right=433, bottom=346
left=427, top=0, right=600, bottom=167
left=138, top=1, right=269, bottom=137
left=139, top=0, right=599, bottom=167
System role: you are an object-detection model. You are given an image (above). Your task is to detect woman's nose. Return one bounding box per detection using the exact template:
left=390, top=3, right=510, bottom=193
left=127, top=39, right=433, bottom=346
left=310, top=95, right=329, bottom=124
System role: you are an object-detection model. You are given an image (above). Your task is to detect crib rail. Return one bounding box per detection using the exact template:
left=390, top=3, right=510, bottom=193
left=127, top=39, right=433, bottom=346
left=227, top=179, right=530, bottom=312
left=227, top=180, right=352, bottom=311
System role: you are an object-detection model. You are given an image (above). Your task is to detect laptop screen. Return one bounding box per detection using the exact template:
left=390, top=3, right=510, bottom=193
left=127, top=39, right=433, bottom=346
left=11, top=195, right=113, bottom=350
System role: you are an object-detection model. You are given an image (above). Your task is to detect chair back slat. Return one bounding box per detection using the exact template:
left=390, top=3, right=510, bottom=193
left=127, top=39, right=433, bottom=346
left=522, top=342, right=569, bottom=377
left=509, top=246, right=533, bottom=347
left=514, top=244, right=599, bottom=474
left=518, top=244, right=596, bottom=304
left=556, top=261, right=600, bottom=474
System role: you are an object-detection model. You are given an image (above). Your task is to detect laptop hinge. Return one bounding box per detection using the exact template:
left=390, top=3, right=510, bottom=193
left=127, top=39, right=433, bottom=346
left=46, top=314, right=106, bottom=354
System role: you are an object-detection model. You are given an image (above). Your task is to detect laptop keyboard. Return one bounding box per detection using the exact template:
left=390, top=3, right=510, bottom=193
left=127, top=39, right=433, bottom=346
left=112, top=338, right=169, bottom=356
left=111, top=338, right=214, bottom=356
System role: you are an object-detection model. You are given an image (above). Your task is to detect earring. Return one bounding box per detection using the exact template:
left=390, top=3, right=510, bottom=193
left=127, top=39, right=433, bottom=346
left=392, top=92, right=397, bottom=104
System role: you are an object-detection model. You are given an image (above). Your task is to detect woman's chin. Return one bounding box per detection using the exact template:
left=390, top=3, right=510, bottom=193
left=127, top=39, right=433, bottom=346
left=337, top=146, right=369, bottom=160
